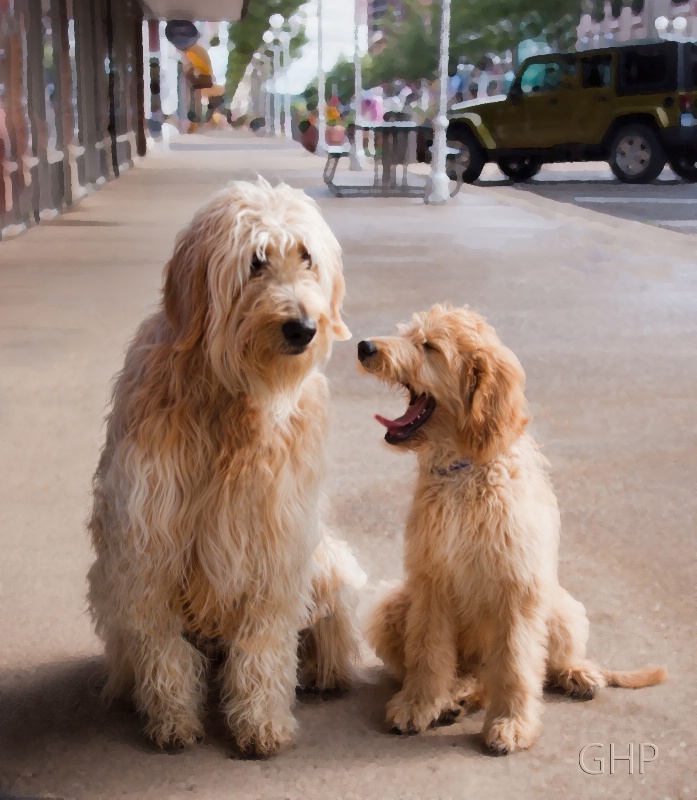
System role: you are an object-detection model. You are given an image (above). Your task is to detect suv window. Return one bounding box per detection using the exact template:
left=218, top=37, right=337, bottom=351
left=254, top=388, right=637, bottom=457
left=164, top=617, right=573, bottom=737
left=519, top=58, right=575, bottom=95
left=617, top=45, right=676, bottom=94
left=686, top=43, right=697, bottom=90
left=581, top=55, right=612, bottom=89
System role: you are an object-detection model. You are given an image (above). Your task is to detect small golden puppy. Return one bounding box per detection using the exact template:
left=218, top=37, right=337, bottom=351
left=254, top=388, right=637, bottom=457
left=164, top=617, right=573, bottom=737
left=88, top=179, right=364, bottom=757
left=357, top=303, right=666, bottom=754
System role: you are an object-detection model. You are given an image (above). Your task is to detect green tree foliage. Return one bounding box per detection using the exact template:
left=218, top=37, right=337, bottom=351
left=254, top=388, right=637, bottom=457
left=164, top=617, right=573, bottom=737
left=364, top=2, right=438, bottom=87
left=363, top=0, right=629, bottom=86
left=302, top=57, right=358, bottom=108
left=226, top=0, right=307, bottom=96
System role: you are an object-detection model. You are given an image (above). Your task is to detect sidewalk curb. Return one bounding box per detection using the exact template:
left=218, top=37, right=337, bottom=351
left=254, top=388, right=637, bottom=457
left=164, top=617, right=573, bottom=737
left=466, top=182, right=696, bottom=255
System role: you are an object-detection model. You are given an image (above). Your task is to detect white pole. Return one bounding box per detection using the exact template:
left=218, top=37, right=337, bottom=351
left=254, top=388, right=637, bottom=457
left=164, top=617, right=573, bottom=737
left=349, top=0, right=365, bottom=169
left=426, top=0, right=452, bottom=205
left=283, top=42, right=292, bottom=138
left=317, top=0, right=327, bottom=154
left=265, top=66, right=272, bottom=133
left=272, top=45, right=282, bottom=136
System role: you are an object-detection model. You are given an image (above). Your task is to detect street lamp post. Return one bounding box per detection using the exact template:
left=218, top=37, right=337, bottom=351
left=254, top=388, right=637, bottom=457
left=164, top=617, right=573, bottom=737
left=278, top=29, right=292, bottom=137
left=426, top=0, right=452, bottom=205
left=252, top=52, right=272, bottom=130
left=656, top=15, right=688, bottom=38
left=262, top=29, right=281, bottom=136
left=317, top=0, right=327, bottom=155
left=349, top=0, right=366, bottom=170
left=268, top=14, right=303, bottom=139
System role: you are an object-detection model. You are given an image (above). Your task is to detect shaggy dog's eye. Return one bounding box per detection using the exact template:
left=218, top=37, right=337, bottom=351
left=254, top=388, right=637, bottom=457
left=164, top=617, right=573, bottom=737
left=250, top=254, right=267, bottom=274
left=300, top=247, right=313, bottom=268
left=423, top=341, right=439, bottom=353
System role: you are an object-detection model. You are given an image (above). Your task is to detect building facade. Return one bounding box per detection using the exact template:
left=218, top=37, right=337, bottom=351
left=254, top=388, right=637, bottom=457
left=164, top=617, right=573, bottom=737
left=0, top=0, right=147, bottom=238
left=577, top=0, right=697, bottom=44
left=367, top=0, right=404, bottom=33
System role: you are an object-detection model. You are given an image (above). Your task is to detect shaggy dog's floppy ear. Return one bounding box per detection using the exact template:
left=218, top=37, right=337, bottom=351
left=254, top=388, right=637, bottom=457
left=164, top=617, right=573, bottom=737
left=163, top=191, right=241, bottom=351
left=163, top=224, right=210, bottom=351
left=458, top=344, right=528, bottom=462
left=330, top=264, right=352, bottom=341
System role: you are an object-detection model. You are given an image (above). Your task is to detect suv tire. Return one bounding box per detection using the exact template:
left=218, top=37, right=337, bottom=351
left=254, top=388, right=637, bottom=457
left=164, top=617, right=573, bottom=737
left=497, top=156, right=542, bottom=182
left=608, top=124, right=666, bottom=183
left=669, top=154, right=697, bottom=182
left=446, top=129, right=485, bottom=184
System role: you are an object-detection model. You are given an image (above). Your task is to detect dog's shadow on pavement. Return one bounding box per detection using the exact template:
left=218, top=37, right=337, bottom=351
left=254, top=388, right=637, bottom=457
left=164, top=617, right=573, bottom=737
left=0, top=657, right=481, bottom=778
left=1, top=656, right=491, bottom=796
left=0, top=657, right=148, bottom=756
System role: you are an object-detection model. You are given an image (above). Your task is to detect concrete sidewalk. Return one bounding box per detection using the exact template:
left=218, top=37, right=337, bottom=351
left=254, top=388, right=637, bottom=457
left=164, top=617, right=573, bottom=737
left=1, top=132, right=695, bottom=800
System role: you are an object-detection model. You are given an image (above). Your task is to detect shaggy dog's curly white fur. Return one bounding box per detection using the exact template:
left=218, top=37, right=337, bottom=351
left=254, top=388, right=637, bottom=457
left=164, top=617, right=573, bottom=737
left=358, top=304, right=666, bottom=755
left=87, top=179, right=365, bottom=757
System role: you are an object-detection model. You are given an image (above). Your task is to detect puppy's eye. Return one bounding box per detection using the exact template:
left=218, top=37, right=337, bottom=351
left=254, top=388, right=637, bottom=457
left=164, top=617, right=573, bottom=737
left=423, top=341, right=439, bottom=353
left=251, top=254, right=267, bottom=274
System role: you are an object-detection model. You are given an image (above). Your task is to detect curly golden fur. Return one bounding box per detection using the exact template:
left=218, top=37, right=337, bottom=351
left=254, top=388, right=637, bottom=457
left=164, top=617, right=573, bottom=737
left=87, top=179, right=364, bottom=757
left=358, top=303, right=666, bottom=754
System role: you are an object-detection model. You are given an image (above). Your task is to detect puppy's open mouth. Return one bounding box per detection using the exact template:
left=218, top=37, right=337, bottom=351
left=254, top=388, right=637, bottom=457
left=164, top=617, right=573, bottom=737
left=376, top=385, right=436, bottom=445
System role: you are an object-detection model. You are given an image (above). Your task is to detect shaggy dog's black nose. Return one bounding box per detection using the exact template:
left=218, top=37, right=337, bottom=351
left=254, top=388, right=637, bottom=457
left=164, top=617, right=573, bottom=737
left=357, top=340, right=377, bottom=362
left=282, top=317, right=317, bottom=348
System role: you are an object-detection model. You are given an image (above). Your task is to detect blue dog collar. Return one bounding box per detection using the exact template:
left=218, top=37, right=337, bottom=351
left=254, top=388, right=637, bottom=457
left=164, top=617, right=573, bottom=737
left=433, top=459, right=472, bottom=477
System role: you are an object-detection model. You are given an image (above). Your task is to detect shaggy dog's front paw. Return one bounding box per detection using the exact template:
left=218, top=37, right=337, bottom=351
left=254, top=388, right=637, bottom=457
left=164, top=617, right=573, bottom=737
left=385, top=690, right=450, bottom=735
left=236, top=717, right=296, bottom=759
left=147, top=714, right=204, bottom=750
left=484, top=715, right=539, bottom=755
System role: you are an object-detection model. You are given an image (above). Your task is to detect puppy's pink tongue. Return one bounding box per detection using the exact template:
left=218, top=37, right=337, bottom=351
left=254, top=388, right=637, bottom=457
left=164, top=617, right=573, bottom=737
left=375, top=393, right=430, bottom=431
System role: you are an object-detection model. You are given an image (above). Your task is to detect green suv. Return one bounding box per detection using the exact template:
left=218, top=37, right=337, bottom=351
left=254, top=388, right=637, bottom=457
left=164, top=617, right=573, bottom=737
left=446, top=39, right=697, bottom=183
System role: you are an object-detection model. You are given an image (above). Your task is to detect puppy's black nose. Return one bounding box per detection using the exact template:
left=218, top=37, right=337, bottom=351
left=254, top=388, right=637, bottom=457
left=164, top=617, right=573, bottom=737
left=282, top=317, right=317, bottom=348
left=357, top=340, right=377, bottom=362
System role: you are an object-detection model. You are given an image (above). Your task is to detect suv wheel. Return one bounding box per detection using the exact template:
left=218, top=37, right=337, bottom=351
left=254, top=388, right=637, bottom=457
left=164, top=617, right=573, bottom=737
left=669, top=154, right=697, bottom=182
left=609, top=124, right=666, bottom=183
left=497, top=156, right=542, bottom=182
left=446, top=130, right=485, bottom=184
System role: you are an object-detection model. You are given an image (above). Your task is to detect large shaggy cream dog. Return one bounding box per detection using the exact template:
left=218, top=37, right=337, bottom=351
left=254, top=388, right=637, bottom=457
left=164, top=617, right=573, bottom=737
left=87, top=179, right=364, bottom=757
left=357, top=304, right=666, bottom=755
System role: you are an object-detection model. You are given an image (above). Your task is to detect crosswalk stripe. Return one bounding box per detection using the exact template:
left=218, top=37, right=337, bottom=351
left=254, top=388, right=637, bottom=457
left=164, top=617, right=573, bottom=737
left=574, top=196, right=697, bottom=204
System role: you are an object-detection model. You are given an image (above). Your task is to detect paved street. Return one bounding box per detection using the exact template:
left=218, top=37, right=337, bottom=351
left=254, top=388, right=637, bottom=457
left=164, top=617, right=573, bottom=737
left=0, top=132, right=695, bottom=800
left=478, top=161, right=697, bottom=235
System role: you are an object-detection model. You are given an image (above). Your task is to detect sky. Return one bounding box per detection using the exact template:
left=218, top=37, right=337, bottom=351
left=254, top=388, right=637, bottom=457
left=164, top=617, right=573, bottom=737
left=205, top=0, right=364, bottom=94
left=281, top=0, right=369, bottom=94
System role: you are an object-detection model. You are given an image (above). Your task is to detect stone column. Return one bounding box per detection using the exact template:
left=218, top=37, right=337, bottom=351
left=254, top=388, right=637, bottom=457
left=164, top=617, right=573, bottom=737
left=50, top=0, right=74, bottom=208
left=73, top=0, right=100, bottom=186
left=133, top=6, right=146, bottom=157
left=25, top=0, right=50, bottom=221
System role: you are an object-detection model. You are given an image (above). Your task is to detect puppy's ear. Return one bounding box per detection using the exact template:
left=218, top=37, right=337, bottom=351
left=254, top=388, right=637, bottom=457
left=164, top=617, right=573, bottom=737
left=330, top=267, right=352, bottom=341
left=163, top=223, right=209, bottom=351
left=459, top=345, right=528, bottom=462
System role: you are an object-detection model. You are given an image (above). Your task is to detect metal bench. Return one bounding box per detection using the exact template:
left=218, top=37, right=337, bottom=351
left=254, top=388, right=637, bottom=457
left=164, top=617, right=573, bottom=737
left=323, top=122, right=464, bottom=199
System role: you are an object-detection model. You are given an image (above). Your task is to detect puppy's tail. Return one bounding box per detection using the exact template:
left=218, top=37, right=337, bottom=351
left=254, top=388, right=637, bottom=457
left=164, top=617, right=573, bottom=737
left=602, top=665, right=668, bottom=689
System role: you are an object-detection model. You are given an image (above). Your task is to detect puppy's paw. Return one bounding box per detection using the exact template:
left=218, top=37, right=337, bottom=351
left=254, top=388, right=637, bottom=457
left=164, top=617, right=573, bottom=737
left=484, top=715, right=539, bottom=755
left=236, top=716, right=296, bottom=759
left=386, top=689, right=449, bottom=735
left=555, top=663, right=606, bottom=700
left=148, top=714, right=204, bottom=750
